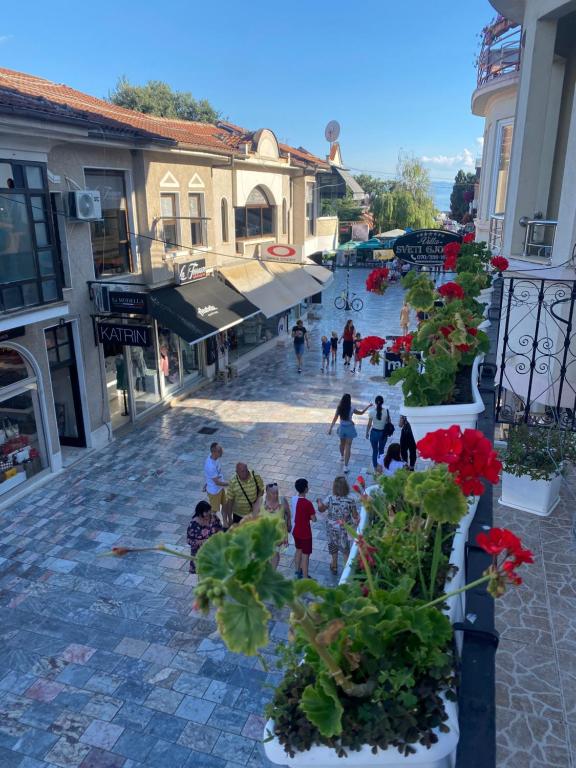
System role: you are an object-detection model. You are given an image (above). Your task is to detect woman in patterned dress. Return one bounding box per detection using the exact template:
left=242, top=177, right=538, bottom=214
left=187, top=500, right=223, bottom=573
left=317, top=476, right=359, bottom=574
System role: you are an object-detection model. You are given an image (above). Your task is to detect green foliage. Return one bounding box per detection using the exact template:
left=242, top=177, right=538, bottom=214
left=402, top=272, right=436, bottom=311
left=322, top=194, right=364, bottom=221
left=502, top=424, right=576, bottom=481
left=300, top=675, right=344, bottom=738
left=370, top=154, right=437, bottom=232
left=108, top=76, right=221, bottom=123
left=353, top=174, right=391, bottom=199
left=405, top=467, right=468, bottom=523
left=450, top=169, right=477, bottom=223
left=390, top=354, right=458, bottom=407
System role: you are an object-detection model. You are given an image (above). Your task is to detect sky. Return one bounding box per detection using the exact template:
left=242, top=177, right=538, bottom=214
left=0, top=0, right=496, bottom=190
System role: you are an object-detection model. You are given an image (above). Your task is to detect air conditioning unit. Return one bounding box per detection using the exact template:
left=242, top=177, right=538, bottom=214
left=68, top=190, right=102, bottom=221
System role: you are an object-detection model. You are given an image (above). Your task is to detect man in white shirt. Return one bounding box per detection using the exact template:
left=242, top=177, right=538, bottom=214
left=204, top=442, right=229, bottom=526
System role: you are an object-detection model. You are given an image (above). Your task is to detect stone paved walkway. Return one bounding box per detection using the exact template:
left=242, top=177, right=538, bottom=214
left=0, top=269, right=406, bottom=768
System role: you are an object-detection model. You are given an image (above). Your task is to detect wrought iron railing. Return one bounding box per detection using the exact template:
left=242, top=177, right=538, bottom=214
left=488, top=214, right=504, bottom=255
left=477, top=22, right=521, bottom=87
left=522, top=219, right=557, bottom=262
left=496, top=277, right=576, bottom=429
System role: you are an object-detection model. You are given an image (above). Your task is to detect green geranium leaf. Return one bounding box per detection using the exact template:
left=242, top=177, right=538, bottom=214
left=216, top=580, right=270, bottom=655
left=300, top=674, right=344, bottom=737
left=255, top=563, right=294, bottom=607
left=195, top=531, right=230, bottom=580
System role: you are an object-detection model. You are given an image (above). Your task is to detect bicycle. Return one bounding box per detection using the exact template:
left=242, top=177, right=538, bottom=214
left=334, top=291, right=363, bottom=311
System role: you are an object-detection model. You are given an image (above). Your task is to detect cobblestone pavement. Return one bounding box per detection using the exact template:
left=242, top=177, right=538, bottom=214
left=0, top=269, right=406, bottom=768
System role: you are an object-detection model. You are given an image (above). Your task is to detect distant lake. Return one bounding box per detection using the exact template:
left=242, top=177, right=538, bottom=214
left=431, top=180, right=452, bottom=213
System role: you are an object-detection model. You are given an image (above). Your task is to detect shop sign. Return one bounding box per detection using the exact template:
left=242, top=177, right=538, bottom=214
left=0, top=326, right=25, bottom=342
left=97, top=323, right=151, bottom=347
left=393, top=229, right=462, bottom=266
left=174, top=259, right=207, bottom=284
left=384, top=350, right=423, bottom=378
left=262, top=244, right=301, bottom=263
left=351, top=222, right=369, bottom=241
left=108, top=291, right=148, bottom=315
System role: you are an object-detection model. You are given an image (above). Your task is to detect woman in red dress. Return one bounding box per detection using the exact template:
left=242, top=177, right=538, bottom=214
left=340, top=319, right=355, bottom=367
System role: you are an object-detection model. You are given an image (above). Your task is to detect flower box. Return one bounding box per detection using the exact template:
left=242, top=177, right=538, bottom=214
left=499, top=470, right=562, bottom=516
left=400, top=355, right=485, bottom=444
left=478, top=286, right=493, bottom=319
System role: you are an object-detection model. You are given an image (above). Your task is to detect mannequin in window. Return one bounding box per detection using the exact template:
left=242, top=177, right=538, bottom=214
left=159, top=343, right=170, bottom=382
left=115, top=354, right=129, bottom=416
left=131, top=347, right=147, bottom=392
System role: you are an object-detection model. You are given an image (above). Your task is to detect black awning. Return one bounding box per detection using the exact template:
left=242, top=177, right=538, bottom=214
left=148, top=276, right=259, bottom=344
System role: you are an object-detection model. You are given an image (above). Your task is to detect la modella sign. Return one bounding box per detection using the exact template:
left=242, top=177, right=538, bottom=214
left=393, top=229, right=462, bottom=266
left=97, top=323, right=151, bottom=347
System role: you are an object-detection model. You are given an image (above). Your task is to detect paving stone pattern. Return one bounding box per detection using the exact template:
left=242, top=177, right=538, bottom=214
left=1, top=268, right=573, bottom=766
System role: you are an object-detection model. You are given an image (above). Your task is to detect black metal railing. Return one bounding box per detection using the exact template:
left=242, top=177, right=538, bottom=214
left=496, top=277, right=576, bottom=428
left=477, top=22, right=521, bottom=87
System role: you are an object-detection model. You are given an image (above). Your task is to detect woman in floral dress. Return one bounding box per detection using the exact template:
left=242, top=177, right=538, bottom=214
left=187, top=500, right=223, bottom=573
left=317, top=476, right=359, bottom=574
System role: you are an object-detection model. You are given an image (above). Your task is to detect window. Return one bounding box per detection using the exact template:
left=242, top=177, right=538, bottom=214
left=86, top=169, right=132, bottom=276
left=0, top=161, right=62, bottom=313
left=492, top=122, right=513, bottom=215
left=221, top=198, right=229, bottom=243
left=282, top=199, right=287, bottom=235
left=188, top=193, right=205, bottom=246
left=160, top=193, right=179, bottom=252
left=234, top=186, right=275, bottom=239
left=306, top=184, right=316, bottom=236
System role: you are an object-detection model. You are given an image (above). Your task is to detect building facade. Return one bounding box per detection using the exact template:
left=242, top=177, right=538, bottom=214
left=0, top=68, right=337, bottom=502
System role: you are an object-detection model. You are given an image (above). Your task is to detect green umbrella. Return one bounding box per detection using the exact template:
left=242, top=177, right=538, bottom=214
left=338, top=240, right=362, bottom=251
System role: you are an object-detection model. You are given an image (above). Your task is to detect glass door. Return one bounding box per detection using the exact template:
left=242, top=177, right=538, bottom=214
left=45, top=323, right=86, bottom=447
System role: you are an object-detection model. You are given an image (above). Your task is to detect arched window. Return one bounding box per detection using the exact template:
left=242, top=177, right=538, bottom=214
left=0, top=346, right=32, bottom=387
left=235, top=186, right=275, bottom=239
left=282, top=199, right=287, bottom=235
left=221, top=198, right=229, bottom=243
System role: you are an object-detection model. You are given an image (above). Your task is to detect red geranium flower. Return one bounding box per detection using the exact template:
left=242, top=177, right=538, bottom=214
left=491, top=256, right=509, bottom=272
left=456, top=343, right=472, bottom=353
left=476, top=527, right=522, bottom=556
left=476, top=527, right=534, bottom=592
left=438, top=282, right=465, bottom=300
left=390, top=334, right=414, bottom=354
left=467, top=327, right=478, bottom=336
left=417, top=424, right=463, bottom=465
left=439, top=325, right=455, bottom=338
left=443, top=242, right=461, bottom=271
left=463, top=232, right=475, bottom=243
left=366, top=268, right=390, bottom=294
left=357, top=336, right=386, bottom=359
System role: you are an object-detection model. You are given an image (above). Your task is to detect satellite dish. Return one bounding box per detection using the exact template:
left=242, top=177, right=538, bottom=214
left=325, top=120, right=341, bottom=143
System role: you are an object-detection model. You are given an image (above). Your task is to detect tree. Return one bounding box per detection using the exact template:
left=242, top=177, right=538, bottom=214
left=369, top=154, right=437, bottom=232
left=450, top=170, right=477, bottom=223
left=108, top=77, right=221, bottom=124
left=322, top=193, right=363, bottom=221
left=353, top=174, right=391, bottom=200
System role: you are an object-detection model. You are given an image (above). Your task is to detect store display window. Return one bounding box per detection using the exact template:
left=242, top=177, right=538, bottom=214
left=0, top=347, right=46, bottom=495
left=227, top=311, right=289, bottom=362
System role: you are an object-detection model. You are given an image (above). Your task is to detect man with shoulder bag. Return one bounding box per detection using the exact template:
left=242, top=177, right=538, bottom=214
left=224, top=463, right=265, bottom=525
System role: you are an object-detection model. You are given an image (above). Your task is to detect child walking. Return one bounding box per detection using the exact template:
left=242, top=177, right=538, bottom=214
left=352, top=332, right=363, bottom=374
left=330, top=331, right=339, bottom=366
left=321, top=336, right=331, bottom=373
left=291, top=478, right=316, bottom=579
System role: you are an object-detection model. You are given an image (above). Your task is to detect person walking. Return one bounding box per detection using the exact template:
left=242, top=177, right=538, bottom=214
left=330, top=331, right=339, bottom=366
left=382, top=443, right=406, bottom=476
left=250, top=482, right=292, bottom=570
left=365, top=395, right=390, bottom=471
left=328, top=393, right=372, bottom=473
left=204, top=442, right=229, bottom=527
left=399, top=415, right=417, bottom=470
left=225, top=463, right=264, bottom=525
left=340, top=319, right=355, bottom=367
left=291, top=319, right=309, bottom=374
left=317, top=476, right=359, bottom=574
left=400, top=301, right=410, bottom=335
left=351, top=332, right=363, bottom=374
left=291, top=478, right=316, bottom=579
left=321, top=336, right=331, bottom=373
left=186, top=500, right=223, bottom=574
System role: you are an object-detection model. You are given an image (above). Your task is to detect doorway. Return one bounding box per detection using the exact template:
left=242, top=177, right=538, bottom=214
left=45, top=323, right=86, bottom=447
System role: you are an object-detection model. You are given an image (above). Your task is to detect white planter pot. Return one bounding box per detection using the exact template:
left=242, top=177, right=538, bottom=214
left=499, top=470, right=562, bottom=516
left=263, top=488, right=476, bottom=768
left=478, top=286, right=493, bottom=318
left=400, top=355, right=485, bottom=444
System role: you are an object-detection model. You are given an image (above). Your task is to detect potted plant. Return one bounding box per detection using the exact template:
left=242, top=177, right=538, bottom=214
left=186, top=427, right=530, bottom=768
left=499, top=424, right=576, bottom=516
left=388, top=273, right=489, bottom=442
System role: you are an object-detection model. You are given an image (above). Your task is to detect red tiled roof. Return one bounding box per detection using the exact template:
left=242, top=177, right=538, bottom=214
left=0, top=69, right=329, bottom=167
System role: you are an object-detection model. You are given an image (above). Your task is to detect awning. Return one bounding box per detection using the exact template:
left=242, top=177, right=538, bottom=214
left=333, top=167, right=366, bottom=201
left=303, top=261, right=334, bottom=287
left=219, top=260, right=325, bottom=319
left=148, top=276, right=259, bottom=344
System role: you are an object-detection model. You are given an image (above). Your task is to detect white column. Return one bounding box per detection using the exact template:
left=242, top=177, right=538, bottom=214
left=551, top=73, right=576, bottom=266
left=503, top=14, right=559, bottom=257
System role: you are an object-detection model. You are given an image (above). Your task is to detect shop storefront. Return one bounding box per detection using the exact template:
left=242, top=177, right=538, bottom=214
left=0, top=346, right=47, bottom=497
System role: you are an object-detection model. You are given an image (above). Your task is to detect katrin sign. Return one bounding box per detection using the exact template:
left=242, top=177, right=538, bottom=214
left=97, top=323, right=151, bottom=347
left=174, top=258, right=207, bottom=285
left=393, top=229, right=462, bottom=266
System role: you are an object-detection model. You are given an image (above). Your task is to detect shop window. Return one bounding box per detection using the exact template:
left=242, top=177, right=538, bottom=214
left=235, top=186, right=275, bottom=239
left=221, top=198, right=229, bottom=243
left=158, top=326, right=181, bottom=394
left=227, top=311, right=286, bottom=362
left=188, top=193, right=206, bottom=246
left=0, top=160, right=62, bottom=314
left=86, top=169, right=132, bottom=276
left=0, top=347, right=45, bottom=495
left=160, top=192, right=180, bottom=252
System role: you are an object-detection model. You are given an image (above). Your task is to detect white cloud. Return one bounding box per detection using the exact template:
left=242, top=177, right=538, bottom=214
left=0, top=35, right=13, bottom=45
left=420, top=148, right=475, bottom=170
left=476, top=136, right=484, bottom=148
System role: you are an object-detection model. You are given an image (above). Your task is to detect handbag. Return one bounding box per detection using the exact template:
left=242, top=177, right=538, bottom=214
left=2, top=419, right=18, bottom=439
left=384, top=409, right=395, bottom=437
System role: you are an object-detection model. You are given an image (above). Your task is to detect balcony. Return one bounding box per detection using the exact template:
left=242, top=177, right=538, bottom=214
left=477, top=19, right=521, bottom=88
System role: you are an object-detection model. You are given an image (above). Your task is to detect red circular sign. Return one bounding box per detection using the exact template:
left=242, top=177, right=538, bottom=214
left=266, top=245, right=296, bottom=258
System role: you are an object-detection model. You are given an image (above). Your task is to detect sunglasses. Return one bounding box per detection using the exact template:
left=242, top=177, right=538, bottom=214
left=266, top=483, right=278, bottom=489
